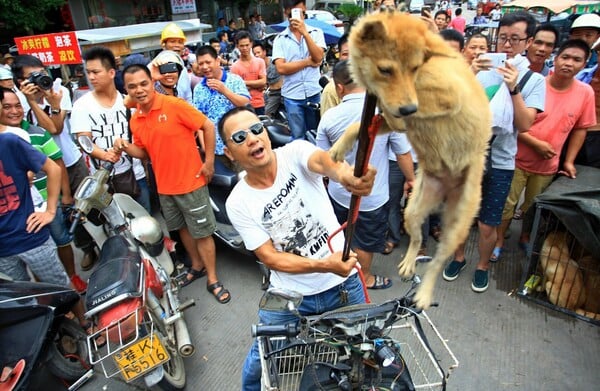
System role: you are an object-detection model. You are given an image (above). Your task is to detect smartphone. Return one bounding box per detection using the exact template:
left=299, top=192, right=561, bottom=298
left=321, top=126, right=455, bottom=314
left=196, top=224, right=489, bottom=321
left=291, top=8, right=302, bottom=20
left=483, top=53, right=507, bottom=68
left=421, top=6, right=431, bottom=16
left=159, top=62, right=179, bottom=74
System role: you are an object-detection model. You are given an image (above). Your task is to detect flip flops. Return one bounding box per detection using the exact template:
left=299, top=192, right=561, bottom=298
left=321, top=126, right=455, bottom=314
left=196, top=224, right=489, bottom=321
left=489, top=247, right=502, bottom=263
left=366, top=275, right=393, bottom=290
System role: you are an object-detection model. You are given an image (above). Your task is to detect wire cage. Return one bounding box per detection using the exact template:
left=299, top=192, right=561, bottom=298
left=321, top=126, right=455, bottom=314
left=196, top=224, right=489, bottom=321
left=258, top=311, right=458, bottom=391
left=519, top=206, right=600, bottom=326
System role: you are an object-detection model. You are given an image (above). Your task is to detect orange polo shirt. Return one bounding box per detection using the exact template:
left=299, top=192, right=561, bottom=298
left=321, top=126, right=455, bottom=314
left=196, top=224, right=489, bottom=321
left=131, top=93, right=208, bottom=195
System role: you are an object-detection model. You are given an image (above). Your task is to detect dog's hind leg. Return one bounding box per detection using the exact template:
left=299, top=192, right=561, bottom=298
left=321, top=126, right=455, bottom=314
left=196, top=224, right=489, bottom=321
left=398, top=173, right=444, bottom=278
left=413, top=167, right=483, bottom=309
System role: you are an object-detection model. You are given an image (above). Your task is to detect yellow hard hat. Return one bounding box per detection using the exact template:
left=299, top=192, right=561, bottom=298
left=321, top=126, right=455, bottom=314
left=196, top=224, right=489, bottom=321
left=161, top=23, right=186, bottom=43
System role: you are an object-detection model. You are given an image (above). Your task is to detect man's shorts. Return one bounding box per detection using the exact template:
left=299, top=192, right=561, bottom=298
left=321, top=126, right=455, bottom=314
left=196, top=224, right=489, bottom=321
left=331, top=199, right=389, bottom=253
left=479, top=167, right=514, bottom=227
left=159, top=186, right=216, bottom=239
left=48, top=204, right=73, bottom=247
left=0, top=237, right=69, bottom=286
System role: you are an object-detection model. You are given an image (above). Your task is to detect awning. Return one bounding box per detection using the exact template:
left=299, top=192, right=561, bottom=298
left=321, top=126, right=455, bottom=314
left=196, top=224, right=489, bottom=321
left=76, top=19, right=212, bottom=55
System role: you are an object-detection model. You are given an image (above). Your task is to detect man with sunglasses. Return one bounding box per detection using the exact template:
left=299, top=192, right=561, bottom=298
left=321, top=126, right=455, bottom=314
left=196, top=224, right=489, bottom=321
left=272, top=0, right=326, bottom=140
left=113, top=64, right=231, bottom=304
left=220, top=107, right=376, bottom=390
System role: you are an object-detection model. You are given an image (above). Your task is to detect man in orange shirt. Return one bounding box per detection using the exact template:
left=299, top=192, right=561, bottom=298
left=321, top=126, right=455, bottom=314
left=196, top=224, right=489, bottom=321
left=114, top=64, right=230, bottom=304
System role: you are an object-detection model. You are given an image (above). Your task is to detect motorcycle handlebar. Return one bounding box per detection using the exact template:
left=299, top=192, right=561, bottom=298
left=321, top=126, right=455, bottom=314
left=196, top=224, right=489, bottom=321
left=251, top=323, right=300, bottom=338
left=68, top=211, right=82, bottom=235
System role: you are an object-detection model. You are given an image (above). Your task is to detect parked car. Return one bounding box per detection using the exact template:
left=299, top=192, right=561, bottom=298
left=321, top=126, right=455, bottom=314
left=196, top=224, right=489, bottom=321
left=313, top=0, right=357, bottom=20
left=305, top=9, right=345, bottom=34
left=409, top=0, right=425, bottom=14
left=467, top=0, right=479, bottom=10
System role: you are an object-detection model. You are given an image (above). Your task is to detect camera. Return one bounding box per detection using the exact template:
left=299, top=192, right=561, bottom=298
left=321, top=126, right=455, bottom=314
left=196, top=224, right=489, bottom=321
left=27, top=71, right=53, bottom=90
left=158, top=62, right=180, bottom=75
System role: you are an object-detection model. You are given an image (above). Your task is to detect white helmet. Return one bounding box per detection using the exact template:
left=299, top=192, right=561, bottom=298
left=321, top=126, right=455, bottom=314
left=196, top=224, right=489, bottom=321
left=570, top=13, right=600, bottom=31
left=130, top=215, right=164, bottom=256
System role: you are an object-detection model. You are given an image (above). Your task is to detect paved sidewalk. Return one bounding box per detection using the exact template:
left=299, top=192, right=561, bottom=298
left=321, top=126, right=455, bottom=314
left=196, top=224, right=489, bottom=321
left=79, top=220, right=600, bottom=390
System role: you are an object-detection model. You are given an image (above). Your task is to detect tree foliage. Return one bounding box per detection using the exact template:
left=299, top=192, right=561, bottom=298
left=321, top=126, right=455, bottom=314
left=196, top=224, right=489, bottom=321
left=0, top=0, right=66, bottom=35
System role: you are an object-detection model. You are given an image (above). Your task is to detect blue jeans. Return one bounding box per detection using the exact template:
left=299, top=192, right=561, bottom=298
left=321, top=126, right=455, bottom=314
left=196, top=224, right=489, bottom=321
left=135, top=177, right=152, bottom=214
left=241, top=273, right=365, bottom=391
left=387, top=160, right=405, bottom=245
left=283, top=94, right=320, bottom=140
left=387, top=161, right=429, bottom=246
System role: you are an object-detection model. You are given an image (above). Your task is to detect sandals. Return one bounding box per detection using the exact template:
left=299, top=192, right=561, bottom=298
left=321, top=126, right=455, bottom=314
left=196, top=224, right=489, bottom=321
left=366, top=275, right=393, bottom=290
left=82, top=321, right=106, bottom=347
left=382, top=241, right=397, bottom=255
left=489, top=247, right=502, bottom=263
left=207, top=281, right=231, bottom=304
left=179, top=267, right=207, bottom=287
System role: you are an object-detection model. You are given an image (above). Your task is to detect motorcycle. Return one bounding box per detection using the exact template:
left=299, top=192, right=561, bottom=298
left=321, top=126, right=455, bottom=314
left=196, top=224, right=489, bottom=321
left=0, top=276, right=92, bottom=391
left=251, top=276, right=458, bottom=390
left=69, top=136, right=195, bottom=390
left=209, top=117, right=317, bottom=290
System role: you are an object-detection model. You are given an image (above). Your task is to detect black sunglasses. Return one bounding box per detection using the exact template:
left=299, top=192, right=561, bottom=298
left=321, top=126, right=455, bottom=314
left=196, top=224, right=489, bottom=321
left=230, top=122, right=265, bottom=145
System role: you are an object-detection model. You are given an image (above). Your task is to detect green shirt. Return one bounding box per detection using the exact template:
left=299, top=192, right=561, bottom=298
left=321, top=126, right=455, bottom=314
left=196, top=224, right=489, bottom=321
left=21, top=120, right=62, bottom=200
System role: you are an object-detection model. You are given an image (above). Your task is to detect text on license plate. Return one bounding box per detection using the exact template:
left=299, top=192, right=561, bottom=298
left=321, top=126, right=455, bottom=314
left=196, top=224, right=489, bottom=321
left=113, top=333, right=170, bottom=381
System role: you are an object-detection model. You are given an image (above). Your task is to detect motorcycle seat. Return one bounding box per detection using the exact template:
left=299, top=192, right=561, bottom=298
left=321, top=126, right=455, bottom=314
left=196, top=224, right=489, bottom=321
left=85, top=236, right=143, bottom=315
left=211, top=158, right=238, bottom=189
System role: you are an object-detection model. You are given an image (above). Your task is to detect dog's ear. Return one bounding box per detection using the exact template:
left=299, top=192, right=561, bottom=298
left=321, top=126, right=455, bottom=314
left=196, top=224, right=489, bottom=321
left=357, top=20, right=387, bottom=44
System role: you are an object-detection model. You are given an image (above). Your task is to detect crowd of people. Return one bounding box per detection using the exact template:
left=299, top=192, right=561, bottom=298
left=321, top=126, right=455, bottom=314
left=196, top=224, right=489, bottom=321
left=1, top=0, right=600, bottom=386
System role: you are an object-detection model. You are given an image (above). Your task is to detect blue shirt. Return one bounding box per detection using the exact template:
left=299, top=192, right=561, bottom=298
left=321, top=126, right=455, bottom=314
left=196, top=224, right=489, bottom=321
left=192, top=70, right=250, bottom=155
left=271, top=27, right=326, bottom=100
left=316, top=92, right=411, bottom=211
left=0, top=133, right=49, bottom=257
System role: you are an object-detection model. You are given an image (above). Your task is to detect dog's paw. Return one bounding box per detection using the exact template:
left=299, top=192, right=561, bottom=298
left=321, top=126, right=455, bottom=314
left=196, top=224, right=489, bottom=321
left=329, top=142, right=349, bottom=162
left=412, top=286, right=433, bottom=310
left=398, top=259, right=416, bottom=278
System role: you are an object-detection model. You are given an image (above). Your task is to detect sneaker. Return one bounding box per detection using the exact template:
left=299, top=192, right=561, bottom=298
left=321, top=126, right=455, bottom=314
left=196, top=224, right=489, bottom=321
left=70, top=274, right=88, bottom=295
left=471, top=269, right=489, bottom=292
left=443, top=260, right=466, bottom=281
left=80, top=250, right=97, bottom=271
left=418, top=245, right=427, bottom=256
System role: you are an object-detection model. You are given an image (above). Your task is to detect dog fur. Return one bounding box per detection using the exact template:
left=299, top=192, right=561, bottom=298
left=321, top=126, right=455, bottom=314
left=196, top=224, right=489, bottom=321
left=539, top=231, right=586, bottom=311
left=329, top=11, right=492, bottom=309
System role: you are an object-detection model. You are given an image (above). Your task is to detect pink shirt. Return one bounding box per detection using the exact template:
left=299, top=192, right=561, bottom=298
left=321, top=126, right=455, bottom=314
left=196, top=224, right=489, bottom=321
left=230, top=57, right=266, bottom=109
left=449, top=16, right=466, bottom=33
left=516, top=78, right=596, bottom=175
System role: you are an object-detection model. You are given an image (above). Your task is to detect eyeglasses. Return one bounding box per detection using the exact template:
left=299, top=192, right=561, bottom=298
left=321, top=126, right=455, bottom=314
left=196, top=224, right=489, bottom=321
left=497, top=35, right=528, bottom=46
left=229, top=122, right=265, bottom=145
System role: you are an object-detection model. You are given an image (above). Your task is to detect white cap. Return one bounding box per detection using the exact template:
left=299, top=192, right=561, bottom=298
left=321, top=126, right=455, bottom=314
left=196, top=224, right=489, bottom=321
left=571, top=13, right=600, bottom=31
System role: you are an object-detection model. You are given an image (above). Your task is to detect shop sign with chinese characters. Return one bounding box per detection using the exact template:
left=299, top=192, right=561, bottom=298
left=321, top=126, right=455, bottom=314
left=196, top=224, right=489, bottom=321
left=14, top=32, right=82, bottom=65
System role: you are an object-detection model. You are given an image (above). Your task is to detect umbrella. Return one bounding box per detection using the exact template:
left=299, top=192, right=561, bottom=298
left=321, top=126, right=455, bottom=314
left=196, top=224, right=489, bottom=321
left=503, top=0, right=600, bottom=15
left=268, top=19, right=342, bottom=45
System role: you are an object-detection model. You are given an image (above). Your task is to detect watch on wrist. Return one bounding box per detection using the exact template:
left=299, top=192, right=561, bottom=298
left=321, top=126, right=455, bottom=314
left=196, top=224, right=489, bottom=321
left=50, top=108, right=61, bottom=115
left=510, top=85, right=520, bottom=95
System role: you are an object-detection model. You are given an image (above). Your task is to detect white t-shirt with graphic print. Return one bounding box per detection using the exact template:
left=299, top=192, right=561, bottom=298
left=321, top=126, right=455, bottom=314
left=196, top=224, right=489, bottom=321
left=226, top=140, right=354, bottom=296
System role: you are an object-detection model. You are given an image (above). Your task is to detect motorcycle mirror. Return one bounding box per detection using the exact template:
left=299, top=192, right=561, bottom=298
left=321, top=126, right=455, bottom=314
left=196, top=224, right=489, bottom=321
left=77, top=135, right=95, bottom=154
left=259, top=288, right=303, bottom=312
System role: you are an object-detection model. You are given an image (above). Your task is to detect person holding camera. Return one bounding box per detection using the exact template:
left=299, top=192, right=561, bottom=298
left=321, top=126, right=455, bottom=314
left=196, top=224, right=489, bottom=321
left=11, top=55, right=95, bottom=271
left=150, top=50, right=185, bottom=97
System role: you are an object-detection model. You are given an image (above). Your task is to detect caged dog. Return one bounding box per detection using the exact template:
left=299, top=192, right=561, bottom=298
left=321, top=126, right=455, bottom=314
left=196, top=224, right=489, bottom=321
left=329, top=11, right=492, bottom=309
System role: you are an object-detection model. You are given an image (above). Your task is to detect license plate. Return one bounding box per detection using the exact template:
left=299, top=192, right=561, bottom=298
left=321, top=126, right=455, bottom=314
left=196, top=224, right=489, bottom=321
left=113, top=334, right=170, bottom=381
